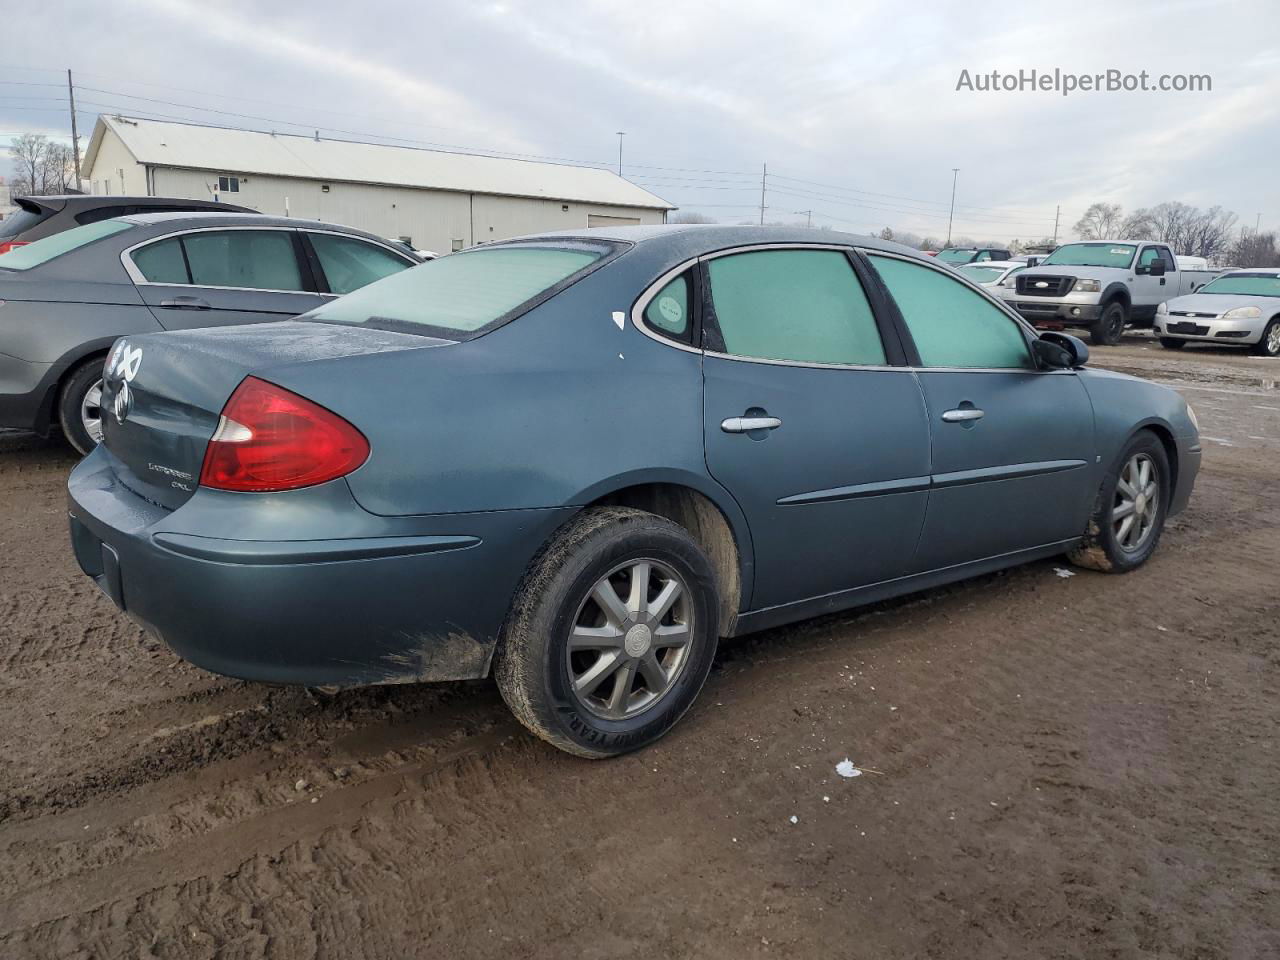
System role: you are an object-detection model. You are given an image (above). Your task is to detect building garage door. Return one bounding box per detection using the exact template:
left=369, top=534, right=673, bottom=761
left=587, top=214, right=642, bottom=228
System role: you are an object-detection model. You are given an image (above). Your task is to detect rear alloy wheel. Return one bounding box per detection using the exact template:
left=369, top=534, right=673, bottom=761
left=494, top=507, right=719, bottom=757
left=1068, top=430, right=1170, bottom=573
left=1090, top=301, right=1128, bottom=346
left=1254, top=318, right=1280, bottom=357
left=57, top=357, right=108, bottom=456
left=1159, top=337, right=1187, bottom=350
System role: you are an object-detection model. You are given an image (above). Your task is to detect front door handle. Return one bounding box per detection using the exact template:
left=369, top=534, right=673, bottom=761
left=941, top=408, right=985, bottom=423
left=160, top=296, right=211, bottom=310
left=721, top=416, right=782, bottom=433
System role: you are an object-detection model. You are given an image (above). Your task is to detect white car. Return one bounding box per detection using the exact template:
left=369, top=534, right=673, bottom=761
left=955, top=260, right=1027, bottom=290
left=1154, top=269, right=1280, bottom=356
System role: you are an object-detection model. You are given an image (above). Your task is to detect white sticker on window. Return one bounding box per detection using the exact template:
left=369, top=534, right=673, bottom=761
left=1110, top=248, right=1130, bottom=255
left=657, top=295, right=684, bottom=326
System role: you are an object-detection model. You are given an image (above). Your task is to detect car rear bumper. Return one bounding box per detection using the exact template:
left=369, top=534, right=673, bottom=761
left=67, top=447, right=573, bottom=688
left=0, top=352, right=58, bottom=433
left=1154, top=316, right=1264, bottom=344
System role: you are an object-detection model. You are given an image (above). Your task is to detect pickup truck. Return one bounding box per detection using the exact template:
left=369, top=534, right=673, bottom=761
left=998, top=240, right=1222, bottom=345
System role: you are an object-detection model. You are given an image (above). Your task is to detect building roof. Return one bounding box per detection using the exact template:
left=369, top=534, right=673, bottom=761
left=83, top=115, right=674, bottom=210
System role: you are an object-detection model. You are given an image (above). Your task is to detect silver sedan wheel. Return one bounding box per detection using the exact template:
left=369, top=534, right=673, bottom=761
left=566, top=558, right=693, bottom=721
left=1113, top=453, right=1159, bottom=552
left=81, top=378, right=105, bottom=445
left=1266, top=322, right=1280, bottom=355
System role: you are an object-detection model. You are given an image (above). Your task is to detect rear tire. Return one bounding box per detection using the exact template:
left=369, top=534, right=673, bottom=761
left=1090, top=301, right=1127, bottom=346
left=1253, top=318, right=1280, bottom=357
left=494, top=507, right=720, bottom=758
left=1159, top=337, right=1187, bottom=350
left=57, top=356, right=107, bottom=456
left=1068, top=430, right=1170, bottom=573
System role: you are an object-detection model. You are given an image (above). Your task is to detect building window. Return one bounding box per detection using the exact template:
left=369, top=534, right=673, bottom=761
left=217, top=176, right=240, bottom=193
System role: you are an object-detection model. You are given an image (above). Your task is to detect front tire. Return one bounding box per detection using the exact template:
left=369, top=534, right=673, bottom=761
left=494, top=507, right=720, bottom=758
left=57, top=357, right=107, bottom=456
left=1159, top=337, right=1187, bottom=350
left=1090, top=301, right=1127, bottom=346
left=1068, top=430, right=1171, bottom=573
left=1253, top=318, right=1280, bottom=357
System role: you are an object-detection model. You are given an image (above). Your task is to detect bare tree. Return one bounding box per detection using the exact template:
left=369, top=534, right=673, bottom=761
left=1123, top=202, right=1238, bottom=257
left=1229, top=230, right=1280, bottom=268
left=1183, top=205, right=1238, bottom=260
left=41, top=143, right=76, bottom=194
left=9, top=133, right=47, bottom=196
left=919, top=236, right=941, bottom=251
left=878, top=227, right=894, bottom=241
left=1073, top=202, right=1124, bottom=240
left=669, top=212, right=718, bottom=224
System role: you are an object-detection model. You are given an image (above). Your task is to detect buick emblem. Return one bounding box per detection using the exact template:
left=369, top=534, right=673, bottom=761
left=109, top=341, right=144, bottom=425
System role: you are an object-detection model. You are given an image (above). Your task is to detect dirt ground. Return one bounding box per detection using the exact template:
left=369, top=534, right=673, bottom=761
left=1, top=336, right=1277, bottom=959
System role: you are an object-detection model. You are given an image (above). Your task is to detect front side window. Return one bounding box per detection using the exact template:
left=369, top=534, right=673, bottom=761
left=706, top=249, right=886, bottom=365
left=868, top=255, right=1033, bottom=370
left=181, top=230, right=303, bottom=291
left=0, top=219, right=133, bottom=272
left=305, top=241, right=610, bottom=337
left=310, top=233, right=413, bottom=295
left=1137, top=246, right=1161, bottom=271
left=643, top=272, right=692, bottom=341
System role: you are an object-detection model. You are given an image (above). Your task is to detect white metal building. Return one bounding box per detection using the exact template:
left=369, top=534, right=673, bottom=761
left=82, top=116, right=673, bottom=252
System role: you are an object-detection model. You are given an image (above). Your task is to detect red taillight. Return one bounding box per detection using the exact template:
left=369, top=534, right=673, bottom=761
left=0, top=241, right=29, bottom=256
left=199, top=377, right=370, bottom=492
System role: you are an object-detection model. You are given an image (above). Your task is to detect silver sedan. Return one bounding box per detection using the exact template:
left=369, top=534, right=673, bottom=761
left=1155, top=269, right=1280, bottom=356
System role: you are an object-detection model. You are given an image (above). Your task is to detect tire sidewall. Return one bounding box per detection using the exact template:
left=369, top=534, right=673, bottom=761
left=1100, top=302, right=1127, bottom=346
left=1095, top=431, right=1171, bottom=571
left=57, top=358, right=105, bottom=456
left=1257, top=319, right=1280, bottom=357
left=524, top=516, right=719, bottom=756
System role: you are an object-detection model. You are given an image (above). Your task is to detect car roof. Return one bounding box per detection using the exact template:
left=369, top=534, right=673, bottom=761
left=503, top=223, right=934, bottom=261
left=17, top=194, right=251, bottom=211
left=117, top=211, right=398, bottom=244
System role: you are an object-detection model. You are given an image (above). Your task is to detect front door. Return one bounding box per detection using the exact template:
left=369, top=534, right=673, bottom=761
left=864, top=252, right=1096, bottom=572
left=129, top=228, right=326, bottom=330
left=699, top=247, right=932, bottom=610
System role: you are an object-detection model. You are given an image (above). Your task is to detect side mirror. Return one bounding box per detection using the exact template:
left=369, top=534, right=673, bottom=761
left=1035, top=332, right=1089, bottom=369
left=1149, top=259, right=1167, bottom=277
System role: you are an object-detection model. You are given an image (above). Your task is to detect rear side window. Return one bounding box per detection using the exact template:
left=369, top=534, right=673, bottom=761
left=643, top=272, right=692, bottom=340
left=707, top=249, right=886, bottom=365
left=0, top=219, right=133, bottom=271
left=309, top=233, right=412, bottom=295
left=868, top=255, right=1033, bottom=369
left=305, top=242, right=609, bottom=336
left=75, top=205, right=131, bottom=226
left=182, top=230, right=304, bottom=291
left=132, top=236, right=189, bottom=283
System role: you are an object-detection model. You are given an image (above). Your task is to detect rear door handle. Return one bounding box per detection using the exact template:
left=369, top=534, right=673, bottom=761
left=160, top=296, right=211, bottom=310
left=941, top=408, right=984, bottom=423
left=721, top=416, right=782, bottom=433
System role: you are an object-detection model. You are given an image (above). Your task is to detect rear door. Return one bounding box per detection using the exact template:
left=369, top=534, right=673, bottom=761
left=698, top=246, right=931, bottom=610
left=864, top=252, right=1096, bottom=572
left=126, top=227, right=327, bottom=329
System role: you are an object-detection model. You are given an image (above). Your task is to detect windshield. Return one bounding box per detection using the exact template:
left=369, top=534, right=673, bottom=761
left=958, top=265, right=1005, bottom=283
left=304, top=240, right=614, bottom=337
left=1196, top=273, right=1280, bottom=298
left=1042, top=243, right=1136, bottom=268
left=0, top=219, right=133, bottom=270
left=937, top=248, right=976, bottom=264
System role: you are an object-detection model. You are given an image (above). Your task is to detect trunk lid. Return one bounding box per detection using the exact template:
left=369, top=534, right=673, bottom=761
left=100, top=320, right=449, bottom=509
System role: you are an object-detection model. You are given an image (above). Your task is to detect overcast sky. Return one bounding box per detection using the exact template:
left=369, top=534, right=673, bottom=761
left=4, top=0, right=1277, bottom=242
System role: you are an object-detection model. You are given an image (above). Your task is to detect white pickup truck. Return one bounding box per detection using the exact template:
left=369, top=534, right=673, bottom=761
left=998, top=240, right=1222, bottom=345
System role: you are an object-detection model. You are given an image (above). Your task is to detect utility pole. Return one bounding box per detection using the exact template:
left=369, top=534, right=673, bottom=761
left=1256, top=212, right=1262, bottom=235
left=945, top=168, right=959, bottom=246
left=795, top=209, right=812, bottom=228
left=1052, top=204, right=1061, bottom=245
left=67, top=69, right=82, bottom=192
left=759, top=162, right=767, bottom=226
left=616, top=132, right=625, bottom=176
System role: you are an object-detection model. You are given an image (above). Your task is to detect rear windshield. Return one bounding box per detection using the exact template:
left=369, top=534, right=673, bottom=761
left=304, top=241, right=615, bottom=337
left=1197, top=273, right=1280, bottom=298
left=937, top=249, right=976, bottom=264
left=0, top=219, right=133, bottom=271
left=1041, top=243, right=1136, bottom=268
left=0, top=205, right=52, bottom=239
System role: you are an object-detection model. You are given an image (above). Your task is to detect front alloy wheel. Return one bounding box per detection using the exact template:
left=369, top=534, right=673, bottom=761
left=1112, top=453, right=1160, bottom=554
left=1068, top=430, right=1170, bottom=573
